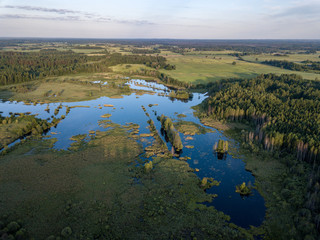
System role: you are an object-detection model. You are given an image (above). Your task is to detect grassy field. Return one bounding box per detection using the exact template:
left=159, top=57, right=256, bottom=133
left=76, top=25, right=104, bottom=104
left=110, top=63, right=155, bottom=73
left=0, top=73, right=135, bottom=102
left=242, top=52, right=320, bottom=63
left=159, top=54, right=320, bottom=84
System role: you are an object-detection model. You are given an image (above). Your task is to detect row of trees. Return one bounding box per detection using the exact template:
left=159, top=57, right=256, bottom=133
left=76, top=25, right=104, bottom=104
left=158, top=115, right=183, bottom=152
left=131, top=49, right=160, bottom=54
left=262, top=60, right=320, bottom=72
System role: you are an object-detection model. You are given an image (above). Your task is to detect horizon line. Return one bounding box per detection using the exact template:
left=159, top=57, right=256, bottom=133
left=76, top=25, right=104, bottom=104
left=1, top=37, right=320, bottom=41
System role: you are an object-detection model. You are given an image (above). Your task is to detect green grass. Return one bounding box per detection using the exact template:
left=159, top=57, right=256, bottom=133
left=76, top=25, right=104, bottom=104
left=159, top=53, right=320, bottom=84
left=243, top=52, right=320, bottom=63
left=110, top=63, right=155, bottom=73
left=0, top=73, right=133, bottom=102
left=174, top=120, right=214, bottom=135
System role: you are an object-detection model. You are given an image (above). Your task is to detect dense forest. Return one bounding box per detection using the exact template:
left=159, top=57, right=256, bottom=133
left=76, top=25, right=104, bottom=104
left=0, top=50, right=176, bottom=86
left=0, top=50, right=108, bottom=85
left=200, top=74, right=320, bottom=238
left=262, top=60, right=320, bottom=72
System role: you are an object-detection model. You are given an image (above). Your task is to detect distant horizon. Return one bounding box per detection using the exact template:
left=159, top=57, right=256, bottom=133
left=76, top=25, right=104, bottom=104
left=1, top=0, right=320, bottom=39
left=1, top=37, right=320, bottom=41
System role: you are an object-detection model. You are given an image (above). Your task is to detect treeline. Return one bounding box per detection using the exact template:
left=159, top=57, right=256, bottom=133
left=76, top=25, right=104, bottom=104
left=157, top=72, right=192, bottom=88
left=0, top=50, right=109, bottom=85
left=73, top=46, right=105, bottom=49
left=204, top=74, right=320, bottom=163
left=262, top=60, right=320, bottom=72
left=105, top=53, right=175, bottom=70
left=0, top=50, right=177, bottom=86
left=131, top=49, right=160, bottom=54
left=201, top=73, right=320, bottom=238
left=158, top=115, right=183, bottom=152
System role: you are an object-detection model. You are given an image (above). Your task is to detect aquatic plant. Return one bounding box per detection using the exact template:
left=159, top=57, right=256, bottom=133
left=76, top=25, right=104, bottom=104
left=145, top=161, right=153, bottom=173
left=235, top=182, right=252, bottom=196
left=215, top=139, right=228, bottom=153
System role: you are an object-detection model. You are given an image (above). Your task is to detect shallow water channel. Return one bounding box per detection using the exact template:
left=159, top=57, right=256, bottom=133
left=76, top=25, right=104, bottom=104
left=0, top=79, right=265, bottom=228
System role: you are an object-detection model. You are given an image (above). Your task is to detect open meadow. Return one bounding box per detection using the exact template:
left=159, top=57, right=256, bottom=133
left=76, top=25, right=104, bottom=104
left=159, top=52, right=320, bottom=84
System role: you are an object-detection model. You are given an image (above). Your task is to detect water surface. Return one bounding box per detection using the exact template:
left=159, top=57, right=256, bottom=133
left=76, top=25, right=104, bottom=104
left=0, top=79, right=265, bottom=228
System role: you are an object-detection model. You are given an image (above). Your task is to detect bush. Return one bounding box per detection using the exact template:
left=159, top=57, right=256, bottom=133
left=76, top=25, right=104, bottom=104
left=61, top=226, right=72, bottom=238
left=145, top=161, right=153, bottom=173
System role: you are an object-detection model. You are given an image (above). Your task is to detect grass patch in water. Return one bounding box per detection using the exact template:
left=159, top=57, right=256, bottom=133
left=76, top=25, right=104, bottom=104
left=101, top=113, right=112, bottom=118
left=174, top=120, right=214, bottom=136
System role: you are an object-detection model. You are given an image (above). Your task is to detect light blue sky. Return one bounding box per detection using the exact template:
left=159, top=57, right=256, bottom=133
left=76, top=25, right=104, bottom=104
left=0, top=0, right=319, bottom=38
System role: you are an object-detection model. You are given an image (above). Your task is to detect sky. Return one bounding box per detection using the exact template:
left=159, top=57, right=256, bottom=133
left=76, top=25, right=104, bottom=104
left=0, top=0, right=319, bottom=39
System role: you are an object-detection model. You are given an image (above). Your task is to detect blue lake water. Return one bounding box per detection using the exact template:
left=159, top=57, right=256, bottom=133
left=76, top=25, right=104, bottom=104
left=0, top=79, right=265, bottom=228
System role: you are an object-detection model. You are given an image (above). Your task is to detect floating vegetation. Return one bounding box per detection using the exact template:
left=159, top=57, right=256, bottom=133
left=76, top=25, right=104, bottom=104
left=186, top=136, right=194, bottom=140
left=174, top=120, right=214, bottom=136
left=200, top=177, right=220, bottom=190
left=235, top=182, right=252, bottom=196
left=140, top=133, right=154, bottom=137
left=185, top=145, right=194, bottom=149
left=101, top=113, right=112, bottom=118
left=148, top=104, right=158, bottom=107
left=177, top=113, right=187, bottom=118
left=213, top=139, right=229, bottom=160
left=104, top=104, right=114, bottom=107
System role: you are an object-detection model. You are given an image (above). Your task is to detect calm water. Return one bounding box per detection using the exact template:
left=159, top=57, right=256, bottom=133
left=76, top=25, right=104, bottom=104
left=0, top=79, right=265, bottom=228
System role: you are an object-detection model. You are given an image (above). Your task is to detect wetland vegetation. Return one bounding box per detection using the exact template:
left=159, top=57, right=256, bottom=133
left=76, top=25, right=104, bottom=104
left=1, top=39, right=320, bottom=239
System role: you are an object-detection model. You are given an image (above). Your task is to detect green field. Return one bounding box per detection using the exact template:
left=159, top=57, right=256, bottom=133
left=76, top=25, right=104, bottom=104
left=159, top=54, right=320, bottom=84
left=242, top=52, right=320, bottom=63
left=110, top=64, right=155, bottom=73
